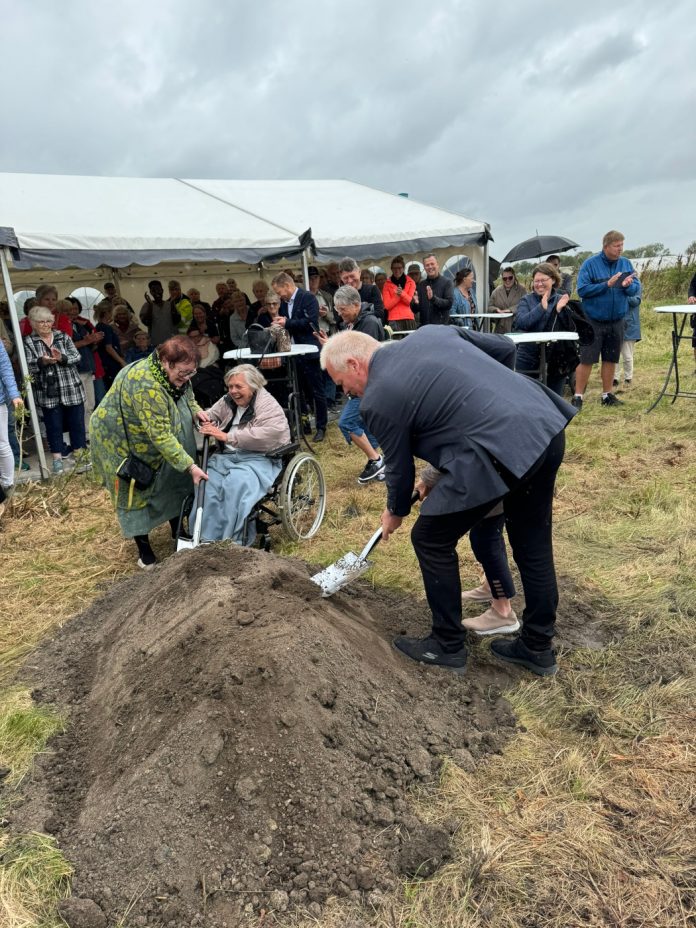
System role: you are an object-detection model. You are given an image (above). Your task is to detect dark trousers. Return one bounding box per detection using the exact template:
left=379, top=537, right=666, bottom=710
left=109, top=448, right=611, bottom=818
left=411, top=431, right=565, bottom=652
left=42, top=403, right=86, bottom=454
left=469, top=513, right=516, bottom=600
left=297, top=357, right=328, bottom=430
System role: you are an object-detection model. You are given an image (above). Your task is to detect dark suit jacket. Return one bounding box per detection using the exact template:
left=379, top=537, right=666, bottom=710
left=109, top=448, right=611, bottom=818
left=360, top=326, right=575, bottom=517
left=279, top=288, right=320, bottom=346
left=416, top=274, right=453, bottom=325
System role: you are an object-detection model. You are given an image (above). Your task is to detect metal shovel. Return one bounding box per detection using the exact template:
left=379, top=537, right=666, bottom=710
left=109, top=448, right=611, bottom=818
left=176, top=435, right=210, bottom=551
left=311, top=491, right=419, bottom=597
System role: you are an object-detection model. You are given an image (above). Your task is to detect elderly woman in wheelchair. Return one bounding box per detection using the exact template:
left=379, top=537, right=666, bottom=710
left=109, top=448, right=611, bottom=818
left=198, top=364, right=290, bottom=544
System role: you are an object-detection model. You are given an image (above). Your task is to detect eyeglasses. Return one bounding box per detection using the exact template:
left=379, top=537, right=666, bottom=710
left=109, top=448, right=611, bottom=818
left=502, top=276, right=514, bottom=282
left=176, top=368, right=197, bottom=379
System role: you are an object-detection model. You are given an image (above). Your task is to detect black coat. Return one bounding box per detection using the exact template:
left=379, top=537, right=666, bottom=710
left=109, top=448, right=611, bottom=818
left=358, top=283, right=385, bottom=323
left=360, top=326, right=575, bottom=517
left=416, top=274, right=454, bottom=325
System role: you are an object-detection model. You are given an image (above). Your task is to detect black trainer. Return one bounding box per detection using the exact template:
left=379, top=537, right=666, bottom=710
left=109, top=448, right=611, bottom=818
left=357, top=456, right=386, bottom=484
left=601, top=393, right=624, bottom=407
left=490, top=636, right=558, bottom=676
left=570, top=395, right=583, bottom=410
left=393, top=635, right=467, bottom=674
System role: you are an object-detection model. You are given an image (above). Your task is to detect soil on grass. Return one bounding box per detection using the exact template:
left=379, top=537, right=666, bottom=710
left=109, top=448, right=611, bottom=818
left=11, top=545, right=601, bottom=928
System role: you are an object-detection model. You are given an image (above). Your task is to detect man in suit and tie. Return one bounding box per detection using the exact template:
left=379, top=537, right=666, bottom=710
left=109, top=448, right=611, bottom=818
left=271, top=271, right=328, bottom=442
left=320, top=326, right=576, bottom=677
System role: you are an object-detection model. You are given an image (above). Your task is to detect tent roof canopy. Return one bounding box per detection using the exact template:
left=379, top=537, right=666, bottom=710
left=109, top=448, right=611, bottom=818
left=0, top=173, right=490, bottom=271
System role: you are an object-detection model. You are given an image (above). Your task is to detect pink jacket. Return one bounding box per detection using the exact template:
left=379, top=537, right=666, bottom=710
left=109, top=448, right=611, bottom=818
left=207, top=386, right=290, bottom=453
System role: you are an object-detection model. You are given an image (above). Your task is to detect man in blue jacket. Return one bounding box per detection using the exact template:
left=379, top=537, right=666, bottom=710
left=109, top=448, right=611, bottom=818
left=271, top=271, right=328, bottom=441
left=321, top=326, right=576, bottom=677
left=574, top=231, right=641, bottom=409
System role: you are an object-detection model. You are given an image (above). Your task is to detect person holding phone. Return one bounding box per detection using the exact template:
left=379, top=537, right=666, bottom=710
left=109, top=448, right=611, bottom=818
left=573, top=230, right=641, bottom=409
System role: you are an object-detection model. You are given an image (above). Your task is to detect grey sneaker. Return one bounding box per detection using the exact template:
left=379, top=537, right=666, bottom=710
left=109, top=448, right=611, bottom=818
left=570, top=395, right=583, bottom=410
left=51, top=459, right=64, bottom=475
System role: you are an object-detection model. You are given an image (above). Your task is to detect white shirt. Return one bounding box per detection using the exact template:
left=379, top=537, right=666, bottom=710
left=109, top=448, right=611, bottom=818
left=287, top=288, right=298, bottom=319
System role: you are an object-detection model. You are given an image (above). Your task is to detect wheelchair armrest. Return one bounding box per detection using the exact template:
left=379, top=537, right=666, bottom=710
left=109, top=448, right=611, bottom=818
left=266, top=441, right=300, bottom=459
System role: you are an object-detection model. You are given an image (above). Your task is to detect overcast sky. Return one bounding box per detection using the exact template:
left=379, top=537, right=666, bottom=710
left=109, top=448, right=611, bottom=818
left=2, top=0, right=694, bottom=260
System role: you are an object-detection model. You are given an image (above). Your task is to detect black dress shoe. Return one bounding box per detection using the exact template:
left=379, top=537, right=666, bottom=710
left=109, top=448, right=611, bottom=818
left=313, top=429, right=326, bottom=442
left=393, top=635, right=467, bottom=674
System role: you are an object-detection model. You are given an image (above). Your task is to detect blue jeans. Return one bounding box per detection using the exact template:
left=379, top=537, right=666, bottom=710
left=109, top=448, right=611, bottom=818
left=42, top=403, right=86, bottom=454
left=338, top=396, right=379, bottom=448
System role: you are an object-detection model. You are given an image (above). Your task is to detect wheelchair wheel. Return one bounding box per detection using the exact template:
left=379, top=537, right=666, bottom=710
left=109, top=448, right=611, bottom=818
left=279, top=452, right=326, bottom=540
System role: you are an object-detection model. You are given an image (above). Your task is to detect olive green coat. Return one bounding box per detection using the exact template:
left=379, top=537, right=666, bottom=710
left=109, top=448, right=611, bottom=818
left=90, top=357, right=200, bottom=537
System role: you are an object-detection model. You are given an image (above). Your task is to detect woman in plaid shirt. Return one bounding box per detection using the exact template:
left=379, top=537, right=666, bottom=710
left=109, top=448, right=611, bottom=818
left=24, top=306, right=87, bottom=475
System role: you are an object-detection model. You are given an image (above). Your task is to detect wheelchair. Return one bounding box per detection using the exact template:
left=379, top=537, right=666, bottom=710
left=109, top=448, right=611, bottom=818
left=242, top=436, right=327, bottom=548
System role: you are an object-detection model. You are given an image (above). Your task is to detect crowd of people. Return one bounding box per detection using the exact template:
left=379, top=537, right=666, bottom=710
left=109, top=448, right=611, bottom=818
left=2, top=234, right=695, bottom=682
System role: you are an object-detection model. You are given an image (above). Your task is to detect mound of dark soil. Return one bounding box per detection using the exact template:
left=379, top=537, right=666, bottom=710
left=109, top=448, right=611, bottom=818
left=14, top=544, right=519, bottom=927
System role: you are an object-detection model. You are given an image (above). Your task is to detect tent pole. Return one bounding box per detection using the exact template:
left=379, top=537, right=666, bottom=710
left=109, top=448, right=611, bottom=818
left=482, top=239, right=489, bottom=311
left=1, top=248, right=50, bottom=479
left=301, top=251, right=310, bottom=290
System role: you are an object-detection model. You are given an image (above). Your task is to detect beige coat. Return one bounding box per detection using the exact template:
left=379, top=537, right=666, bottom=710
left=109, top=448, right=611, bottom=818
left=207, top=386, right=290, bottom=453
left=488, top=281, right=528, bottom=334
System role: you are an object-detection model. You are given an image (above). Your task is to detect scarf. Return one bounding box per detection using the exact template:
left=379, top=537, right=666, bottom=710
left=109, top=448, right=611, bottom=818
left=149, top=351, right=190, bottom=402
left=390, top=273, right=408, bottom=287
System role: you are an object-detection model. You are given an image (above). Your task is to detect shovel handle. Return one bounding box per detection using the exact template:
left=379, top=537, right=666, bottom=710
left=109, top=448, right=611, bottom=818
left=358, top=490, right=421, bottom=561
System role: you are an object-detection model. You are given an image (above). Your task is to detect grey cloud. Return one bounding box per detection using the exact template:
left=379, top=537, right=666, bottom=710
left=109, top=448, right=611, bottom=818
left=1, top=0, right=694, bottom=257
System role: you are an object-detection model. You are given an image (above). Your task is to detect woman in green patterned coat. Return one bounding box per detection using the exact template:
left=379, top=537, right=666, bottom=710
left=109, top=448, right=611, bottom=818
left=90, top=335, right=210, bottom=568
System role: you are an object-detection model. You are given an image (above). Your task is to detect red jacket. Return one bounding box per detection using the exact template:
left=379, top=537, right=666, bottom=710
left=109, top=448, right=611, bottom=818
left=20, top=312, right=72, bottom=337
left=382, top=276, right=416, bottom=323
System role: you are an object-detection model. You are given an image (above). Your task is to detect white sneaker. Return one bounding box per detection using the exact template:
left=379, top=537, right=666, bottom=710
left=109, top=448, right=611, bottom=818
left=462, top=606, right=520, bottom=636
left=137, top=558, right=157, bottom=571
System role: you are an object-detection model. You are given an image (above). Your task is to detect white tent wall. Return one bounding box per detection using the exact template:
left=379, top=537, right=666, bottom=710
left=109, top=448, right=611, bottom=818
left=1, top=244, right=486, bottom=316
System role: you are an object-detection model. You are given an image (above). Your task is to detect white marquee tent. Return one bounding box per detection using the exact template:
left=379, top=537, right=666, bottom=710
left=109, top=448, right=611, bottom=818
left=0, top=172, right=492, bottom=476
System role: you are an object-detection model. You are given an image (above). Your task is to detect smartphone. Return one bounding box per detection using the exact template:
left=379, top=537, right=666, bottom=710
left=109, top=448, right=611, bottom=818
left=310, top=322, right=321, bottom=334
left=615, top=271, right=633, bottom=284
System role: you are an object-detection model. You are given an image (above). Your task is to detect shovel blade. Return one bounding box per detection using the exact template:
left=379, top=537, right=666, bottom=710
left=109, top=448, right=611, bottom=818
left=311, top=552, right=374, bottom=597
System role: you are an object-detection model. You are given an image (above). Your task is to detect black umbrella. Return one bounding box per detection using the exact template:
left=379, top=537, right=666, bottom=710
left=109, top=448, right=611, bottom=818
left=502, top=235, right=579, bottom=264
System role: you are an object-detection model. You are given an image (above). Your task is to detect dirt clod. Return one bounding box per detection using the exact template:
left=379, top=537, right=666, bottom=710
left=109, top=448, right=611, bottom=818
left=56, top=897, right=107, bottom=928
left=15, top=545, right=517, bottom=926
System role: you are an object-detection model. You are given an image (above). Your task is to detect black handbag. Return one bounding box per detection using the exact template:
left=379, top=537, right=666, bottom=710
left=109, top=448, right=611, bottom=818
left=116, top=370, right=155, bottom=492
left=246, top=323, right=275, bottom=353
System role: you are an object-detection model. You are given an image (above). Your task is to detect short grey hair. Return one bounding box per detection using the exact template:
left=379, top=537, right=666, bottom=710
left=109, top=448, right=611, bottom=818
left=320, top=330, right=382, bottom=372
left=225, top=363, right=267, bottom=391
left=28, top=306, right=54, bottom=324
left=333, top=285, right=361, bottom=308
left=338, top=257, right=359, bottom=274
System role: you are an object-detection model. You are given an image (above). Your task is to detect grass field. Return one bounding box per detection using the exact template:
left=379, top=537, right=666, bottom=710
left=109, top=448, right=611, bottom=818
left=1, top=304, right=694, bottom=927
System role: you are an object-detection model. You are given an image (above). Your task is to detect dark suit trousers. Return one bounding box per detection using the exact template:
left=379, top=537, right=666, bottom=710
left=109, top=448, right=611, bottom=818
left=297, top=357, right=328, bottom=430
left=411, top=430, right=565, bottom=652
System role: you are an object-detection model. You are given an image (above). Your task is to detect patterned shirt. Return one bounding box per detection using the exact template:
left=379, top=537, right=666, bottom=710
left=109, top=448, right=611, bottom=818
left=24, top=331, right=86, bottom=408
